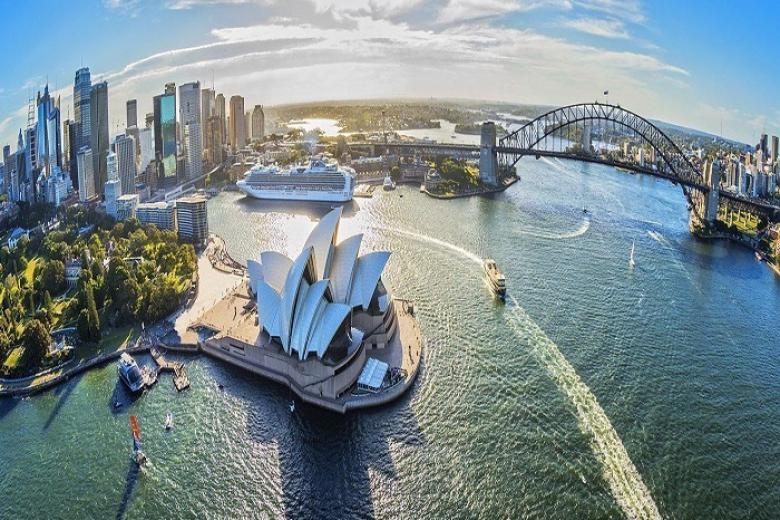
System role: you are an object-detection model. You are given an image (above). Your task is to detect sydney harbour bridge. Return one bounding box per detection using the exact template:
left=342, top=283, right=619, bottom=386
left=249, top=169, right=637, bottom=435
left=357, top=103, right=780, bottom=230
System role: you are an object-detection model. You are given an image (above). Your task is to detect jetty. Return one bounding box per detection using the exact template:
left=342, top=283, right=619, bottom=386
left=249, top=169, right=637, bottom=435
left=150, top=346, right=190, bottom=391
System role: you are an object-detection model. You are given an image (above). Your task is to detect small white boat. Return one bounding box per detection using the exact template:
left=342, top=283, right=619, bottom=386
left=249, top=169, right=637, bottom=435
left=289, top=400, right=295, bottom=413
left=383, top=175, right=396, bottom=191
left=164, top=412, right=173, bottom=430
left=629, top=240, right=636, bottom=268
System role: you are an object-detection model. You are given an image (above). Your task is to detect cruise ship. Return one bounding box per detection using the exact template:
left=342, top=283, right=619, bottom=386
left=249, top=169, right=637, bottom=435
left=236, top=159, right=355, bottom=202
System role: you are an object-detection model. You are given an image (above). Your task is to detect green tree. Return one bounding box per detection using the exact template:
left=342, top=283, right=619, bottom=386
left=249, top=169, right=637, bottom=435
left=22, top=319, right=51, bottom=369
left=41, top=259, right=66, bottom=295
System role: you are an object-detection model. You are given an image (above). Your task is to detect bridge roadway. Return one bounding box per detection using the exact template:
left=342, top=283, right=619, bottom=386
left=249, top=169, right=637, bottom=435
left=354, top=141, right=780, bottom=218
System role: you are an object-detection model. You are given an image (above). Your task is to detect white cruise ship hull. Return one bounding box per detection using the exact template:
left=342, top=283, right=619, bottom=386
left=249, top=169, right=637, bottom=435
left=237, top=182, right=353, bottom=202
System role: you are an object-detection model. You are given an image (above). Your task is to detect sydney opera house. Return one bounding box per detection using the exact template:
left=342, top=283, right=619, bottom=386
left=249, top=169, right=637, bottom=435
left=199, top=208, right=422, bottom=412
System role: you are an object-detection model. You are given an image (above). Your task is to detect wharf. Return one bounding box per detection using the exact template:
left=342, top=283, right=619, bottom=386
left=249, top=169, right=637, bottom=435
left=151, top=346, right=190, bottom=391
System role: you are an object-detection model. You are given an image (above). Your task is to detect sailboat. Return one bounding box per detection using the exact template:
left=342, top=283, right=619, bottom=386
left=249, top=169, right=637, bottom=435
left=130, top=415, right=147, bottom=465
left=629, top=240, right=636, bottom=268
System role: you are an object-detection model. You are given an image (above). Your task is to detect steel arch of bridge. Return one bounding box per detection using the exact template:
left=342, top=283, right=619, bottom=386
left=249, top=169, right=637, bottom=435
left=496, top=103, right=707, bottom=196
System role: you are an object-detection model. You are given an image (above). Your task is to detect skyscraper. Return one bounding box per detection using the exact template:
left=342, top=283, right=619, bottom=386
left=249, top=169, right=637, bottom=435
left=77, top=147, right=95, bottom=202
left=114, top=134, right=137, bottom=195
left=215, top=93, right=226, bottom=144
left=90, top=81, right=109, bottom=197
left=229, top=95, right=245, bottom=152
left=35, top=84, right=62, bottom=196
left=137, top=127, right=154, bottom=173
left=770, top=135, right=778, bottom=167
left=179, top=81, right=203, bottom=180
left=252, top=105, right=265, bottom=141
left=73, top=67, right=92, bottom=154
left=66, top=120, right=78, bottom=189
left=126, top=99, right=137, bottom=129
left=205, top=115, right=225, bottom=166
left=201, top=88, right=215, bottom=133
left=153, top=85, right=177, bottom=186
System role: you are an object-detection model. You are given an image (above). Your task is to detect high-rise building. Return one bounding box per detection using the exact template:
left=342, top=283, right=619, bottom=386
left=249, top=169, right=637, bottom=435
left=251, top=105, right=265, bottom=141
left=215, top=93, right=226, bottom=144
left=89, top=81, right=109, bottom=197
left=176, top=194, right=208, bottom=244
left=229, top=95, right=246, bottom=152
left=201, top=88, right=215, bottom=133
left=2, top=145, right=11, bottom=197
left=137, top=127, right=154, bottom=173
left=205, top=115, right=225, bottom=166
left=245, top=110, right=251, bottom=146
left=66, top=120, right=78, bottom=189
left=153, top=85, right=177, bottom=186
left=770, top=135, right=778, bottom=166
left=126, top=99, right=137, bottom=129
left=145, top=112, right=154, bottom=129
left=77, top=147, right=95, bottom=202
left=114, top=134, right=137, bottom=195
left=35, top=84, right=62, bottom=185
left=73, top=67, right=92, bottom=156
left=759, top=133, right=768, bottom=161
left=136, top=201, right=176, bottom=230
left=179, top=82, right=203, bottom=180
left=104, top=177, right=121, bottom=218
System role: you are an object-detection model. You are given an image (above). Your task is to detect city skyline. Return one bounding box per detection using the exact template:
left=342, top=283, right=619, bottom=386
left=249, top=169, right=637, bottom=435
left=0, top=0, right=778, bottom=147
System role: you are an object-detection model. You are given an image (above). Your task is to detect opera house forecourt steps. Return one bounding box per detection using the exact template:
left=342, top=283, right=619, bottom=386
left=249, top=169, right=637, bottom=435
left=195, top=207, right=422, bottom=413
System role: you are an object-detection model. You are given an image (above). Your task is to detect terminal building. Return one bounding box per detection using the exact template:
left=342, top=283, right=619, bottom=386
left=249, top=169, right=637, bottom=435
left=198, top=207, right=421, bottom=412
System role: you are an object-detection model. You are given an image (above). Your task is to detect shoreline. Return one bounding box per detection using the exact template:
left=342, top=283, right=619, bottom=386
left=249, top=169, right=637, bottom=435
left=422, top=176, right=519, bottom=199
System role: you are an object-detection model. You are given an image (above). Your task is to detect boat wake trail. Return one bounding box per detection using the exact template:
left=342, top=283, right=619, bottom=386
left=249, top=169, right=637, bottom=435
left=378, top=226, right=662, bottom=520
left=505, top=296, right=661, bottom=520
left=515, top=218, right=590, bottom=240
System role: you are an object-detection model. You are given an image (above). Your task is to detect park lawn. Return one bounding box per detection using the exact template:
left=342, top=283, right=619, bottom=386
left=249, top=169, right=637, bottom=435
left=23, top=257, right=41, bottom=285
left=2, top=347, right=24, bottom=373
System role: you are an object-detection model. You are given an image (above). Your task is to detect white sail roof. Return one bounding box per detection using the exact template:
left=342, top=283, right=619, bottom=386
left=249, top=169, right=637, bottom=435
left=247, top=208, right=390, bottom=360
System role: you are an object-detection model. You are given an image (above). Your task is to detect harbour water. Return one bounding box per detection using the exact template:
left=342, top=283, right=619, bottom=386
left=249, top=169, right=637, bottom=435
left=2, top=157, right=780, bottom=519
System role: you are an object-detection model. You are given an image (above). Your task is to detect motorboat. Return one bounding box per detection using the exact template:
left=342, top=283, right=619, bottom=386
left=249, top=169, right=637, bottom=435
left=383, top=175, right=396, bottom=191
left=164, top=412, right=173, bottom=430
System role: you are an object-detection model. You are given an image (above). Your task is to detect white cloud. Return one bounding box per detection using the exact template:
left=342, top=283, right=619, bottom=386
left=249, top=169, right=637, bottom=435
left=563, top=17, right=628, bottom=38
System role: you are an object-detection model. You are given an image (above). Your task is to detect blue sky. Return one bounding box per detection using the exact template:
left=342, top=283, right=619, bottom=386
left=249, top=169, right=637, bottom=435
left=1, top=0, right=778, bottom=146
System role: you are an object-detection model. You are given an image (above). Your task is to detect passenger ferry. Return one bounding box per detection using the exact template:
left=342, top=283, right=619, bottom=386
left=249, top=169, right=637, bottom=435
left=236, top=158, right=355, bottom=202
left=482, top=259, right=507, bottom=301
left=118, top=353, right=145, bottom=393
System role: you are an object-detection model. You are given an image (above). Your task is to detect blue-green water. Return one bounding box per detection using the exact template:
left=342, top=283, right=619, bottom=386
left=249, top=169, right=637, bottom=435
left=1, top=157, right=779, bottom=519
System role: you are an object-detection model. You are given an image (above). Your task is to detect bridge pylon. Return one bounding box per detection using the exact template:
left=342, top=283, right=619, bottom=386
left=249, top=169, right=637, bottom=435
left=479, top=122, right=498, bottom=186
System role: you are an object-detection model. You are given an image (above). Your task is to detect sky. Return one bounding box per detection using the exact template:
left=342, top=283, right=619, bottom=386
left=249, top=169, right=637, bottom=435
left=1, top=0, right=779, bottom=147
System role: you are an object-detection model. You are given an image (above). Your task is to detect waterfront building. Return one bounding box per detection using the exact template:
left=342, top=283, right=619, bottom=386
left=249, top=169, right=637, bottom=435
left=90, top=81, right=109, bottom=197
left=176, top=194, right=208, bottom=244
left=77, top=147, right=95, bottom=202
left=154, top=86, right=178, bottom=186
left=200, top=207, right=419, bottom=412
left=252, top=105, right=265, bottom=141
left=136, top=201, right=176, bottom=230
left=229, top=95, right=246, bottom=152
left=114, top=133, right=137, bottom=195
left=116, top=194, right=139, bottom=221
left=179, top=82, right=203, bottom=180
left=126, top=99, right=137, bottom=129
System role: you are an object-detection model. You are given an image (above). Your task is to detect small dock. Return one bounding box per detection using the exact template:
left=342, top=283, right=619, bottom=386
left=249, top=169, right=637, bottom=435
left=150, top=346, right=190, bottom=391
